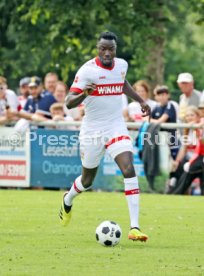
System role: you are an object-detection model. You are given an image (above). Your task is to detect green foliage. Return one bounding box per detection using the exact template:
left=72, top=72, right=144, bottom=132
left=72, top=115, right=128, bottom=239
left=1, top=0, right=204, bottom=95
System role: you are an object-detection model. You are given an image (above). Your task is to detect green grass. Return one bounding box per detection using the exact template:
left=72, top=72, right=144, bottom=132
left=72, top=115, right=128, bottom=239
left=1, top=190, right=204, bottom=276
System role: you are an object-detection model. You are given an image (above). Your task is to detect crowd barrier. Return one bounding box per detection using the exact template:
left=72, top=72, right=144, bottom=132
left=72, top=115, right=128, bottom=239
left=0, top=121, right=200, bottom=190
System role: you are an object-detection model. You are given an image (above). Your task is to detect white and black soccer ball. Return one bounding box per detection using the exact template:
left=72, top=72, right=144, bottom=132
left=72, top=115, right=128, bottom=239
left=95, top=220, right=122, bottom=247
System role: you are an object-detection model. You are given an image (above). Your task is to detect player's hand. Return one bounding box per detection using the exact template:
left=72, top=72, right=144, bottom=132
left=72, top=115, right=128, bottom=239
left=140, top=103, right=151, bottom=117
left=83, top=83, right=96, bottom=96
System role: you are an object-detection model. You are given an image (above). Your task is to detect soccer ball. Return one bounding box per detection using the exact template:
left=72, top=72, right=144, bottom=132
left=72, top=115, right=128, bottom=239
left=95, top=220, right=122, bottom=247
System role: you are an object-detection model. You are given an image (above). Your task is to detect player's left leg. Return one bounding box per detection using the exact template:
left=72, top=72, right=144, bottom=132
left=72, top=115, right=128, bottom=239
left=114, top=151, right=148, bottom=242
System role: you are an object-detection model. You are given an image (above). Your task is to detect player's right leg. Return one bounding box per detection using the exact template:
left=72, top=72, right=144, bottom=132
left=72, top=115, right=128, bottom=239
left=59, top=136, right=103, bottom=226
left=59, top=168, right=97, bottom=226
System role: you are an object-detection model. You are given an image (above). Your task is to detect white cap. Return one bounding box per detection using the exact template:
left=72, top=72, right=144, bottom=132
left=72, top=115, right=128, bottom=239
left=177, top=73, right=193, bottom=83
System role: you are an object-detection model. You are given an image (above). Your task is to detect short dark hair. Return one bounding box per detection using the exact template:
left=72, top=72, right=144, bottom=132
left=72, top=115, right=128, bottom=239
left=154, top=85, right=169, bottom=95
left=98, top=31, right=118, bottom=42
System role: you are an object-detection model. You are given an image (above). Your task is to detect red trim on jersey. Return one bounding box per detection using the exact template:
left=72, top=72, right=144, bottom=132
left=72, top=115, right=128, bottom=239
left=74, top=181, right=81, bottom=193
left=95, top=56, right=115, bottom=70
left=125, top=188, right=140, bottom=195
left=105, top=135, right=130, bottom=148
left=69, top=87, right=83, bottom=93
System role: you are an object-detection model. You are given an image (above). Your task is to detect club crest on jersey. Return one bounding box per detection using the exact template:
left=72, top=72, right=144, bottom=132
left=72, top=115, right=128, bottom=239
left=121, top=72, right=125, bottom=80
left=74, top=76, right=79, bottom=83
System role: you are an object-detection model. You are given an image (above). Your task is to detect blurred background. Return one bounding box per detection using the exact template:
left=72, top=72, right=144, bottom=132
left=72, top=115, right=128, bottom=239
left=1, top=0, right=204, bottom=100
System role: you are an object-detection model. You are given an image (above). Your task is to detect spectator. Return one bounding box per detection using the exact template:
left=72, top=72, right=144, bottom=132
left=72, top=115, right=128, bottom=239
left=44, top=72, right=59, bottom=94
left=13, top=76, right=57, bottom=133
left=198, top=101, right=204, bottom=119
left=0, top=76, right=20, bottom=124
left=177, top=72, right=201, bottom=122
left=171, top=118, right=204, bottom=195
left=31, top=103, right=76, bottom=130
left=18, top=77, right=30, bottom=108
left=150, top=85, right=179, bottom=160
left=167, top=106, right=201, bottom=193
left=128, top=80, right=157, bottom=122
left=50, top=103, right=75, bottom=130
left=53, top=81, right=68, bottom=103
left=53, top=81, right=84, bottom=121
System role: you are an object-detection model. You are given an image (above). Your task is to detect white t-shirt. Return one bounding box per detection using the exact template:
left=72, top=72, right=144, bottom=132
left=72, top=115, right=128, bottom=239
left=128, top=98, right=157, bottom=121
left=70, top=57, right=128, bottom=136
left=0, top=89, right=19, bottom=115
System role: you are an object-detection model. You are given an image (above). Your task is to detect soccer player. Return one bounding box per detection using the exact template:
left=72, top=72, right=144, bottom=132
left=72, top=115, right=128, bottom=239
left=59, top=31, right=151, bottom=242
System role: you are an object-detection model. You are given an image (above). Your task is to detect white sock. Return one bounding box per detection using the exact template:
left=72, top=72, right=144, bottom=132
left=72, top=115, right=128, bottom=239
left=64, top=175, right=88, bottom=206
left=124, top=176, right=140, bottom=229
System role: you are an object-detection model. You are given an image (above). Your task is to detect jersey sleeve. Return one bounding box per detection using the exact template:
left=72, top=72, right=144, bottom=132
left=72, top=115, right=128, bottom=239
left=70, top=64, right=92, bottom=94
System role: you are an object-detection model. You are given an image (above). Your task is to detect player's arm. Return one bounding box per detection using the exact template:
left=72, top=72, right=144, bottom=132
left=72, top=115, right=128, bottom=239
left=66, top=84, right=96, bottom=109
left=123, top=80, right=151, bottom=117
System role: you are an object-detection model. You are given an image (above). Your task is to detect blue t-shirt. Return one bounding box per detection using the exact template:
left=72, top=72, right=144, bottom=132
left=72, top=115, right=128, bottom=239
left=152, top=102, right=176, bottom=123
left=152, top=102, right=179, bottom=159
left=24, top=91, right=57, bottom=118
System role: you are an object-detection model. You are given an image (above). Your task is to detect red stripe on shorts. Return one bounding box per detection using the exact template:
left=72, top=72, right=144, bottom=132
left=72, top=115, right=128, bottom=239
left=105, top=135, right=130, bottom=149
left=74, top=181, right=81, bottom=193
left=125, top=188, right=140, bottom=195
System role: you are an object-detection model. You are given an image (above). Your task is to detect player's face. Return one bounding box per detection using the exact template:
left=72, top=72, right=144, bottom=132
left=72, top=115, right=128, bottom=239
left=97, top=39, right=116, bottom=67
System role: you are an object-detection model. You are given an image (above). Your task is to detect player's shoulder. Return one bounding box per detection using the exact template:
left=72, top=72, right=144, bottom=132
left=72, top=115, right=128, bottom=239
left=76, top=58, right=96, bottom=74
left=80, top=58, right=96, bottom=69
left=115, top=57, right=128, bottom=67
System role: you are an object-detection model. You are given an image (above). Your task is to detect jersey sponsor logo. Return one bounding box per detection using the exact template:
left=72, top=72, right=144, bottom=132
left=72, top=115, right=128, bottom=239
left=91, top=83, right=124, bottom=96
left=99, top=76, right=106, bottom=79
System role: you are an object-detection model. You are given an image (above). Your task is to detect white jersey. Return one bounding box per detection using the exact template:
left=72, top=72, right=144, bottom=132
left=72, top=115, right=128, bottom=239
left=70, top=57, right=128, bottom=136
left=0, top=89, right=19, bottom=116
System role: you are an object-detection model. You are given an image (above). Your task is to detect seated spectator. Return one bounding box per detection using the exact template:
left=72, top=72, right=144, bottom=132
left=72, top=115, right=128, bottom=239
left=31, top=102, right=75, bottom=130
left=0, top=76, right=20, bottom=124
left=171, top=125, right=204, bottom=195
left=18, top=77, right=30, bottom=108
left=53, top=81, right=84, bottom=121
left=50, top=103, right=75, bottom=130
left=150, top=85, right=179, bottom=160
left=177, top=72, right=201, bottom=122
left=167, top=106, right=201, bottom=193
left=44, top=72, right=59, bottom=94
left=13, top=76, right=57, bottom=133
left=128, top=80, right=157, bottom=122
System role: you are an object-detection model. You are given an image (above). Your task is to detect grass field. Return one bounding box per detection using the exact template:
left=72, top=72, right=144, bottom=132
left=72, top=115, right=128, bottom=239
left=1, top=190, right=204, bottom=276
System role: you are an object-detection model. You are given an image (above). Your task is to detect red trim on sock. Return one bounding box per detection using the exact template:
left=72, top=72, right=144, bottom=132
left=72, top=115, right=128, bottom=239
left=125, top=188, right=140, bottom=195
left=74, top=181, right=81, bottom=193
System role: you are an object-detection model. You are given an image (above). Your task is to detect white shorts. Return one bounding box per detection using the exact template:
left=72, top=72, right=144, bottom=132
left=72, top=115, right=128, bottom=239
left=79, top=133, right=133, bottom=169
